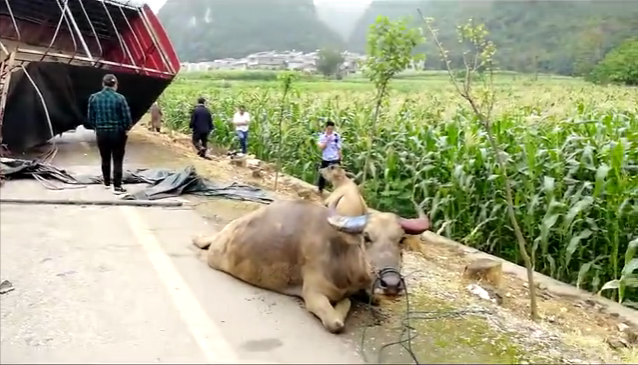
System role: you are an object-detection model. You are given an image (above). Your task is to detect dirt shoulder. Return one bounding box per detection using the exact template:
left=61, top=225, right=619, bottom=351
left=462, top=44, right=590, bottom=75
left=129, top=124, right=637, bottom=364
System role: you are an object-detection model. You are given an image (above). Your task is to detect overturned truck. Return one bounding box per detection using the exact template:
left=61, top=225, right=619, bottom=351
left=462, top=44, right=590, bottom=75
left=0, top=0, right=180, bottom=154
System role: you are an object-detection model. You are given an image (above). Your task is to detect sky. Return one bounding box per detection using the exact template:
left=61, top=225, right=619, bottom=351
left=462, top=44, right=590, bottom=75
left=145, top=0, right=372, bottom=13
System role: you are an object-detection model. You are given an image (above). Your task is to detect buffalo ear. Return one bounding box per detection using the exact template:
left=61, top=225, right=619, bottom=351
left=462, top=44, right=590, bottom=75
left=398, top=201, right=430, bottom=235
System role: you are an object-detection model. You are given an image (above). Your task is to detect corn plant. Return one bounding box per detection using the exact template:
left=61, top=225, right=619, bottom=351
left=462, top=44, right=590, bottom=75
left=274, top=72, right=298, bottom=190
left=598, top=237, right=638, bottom=305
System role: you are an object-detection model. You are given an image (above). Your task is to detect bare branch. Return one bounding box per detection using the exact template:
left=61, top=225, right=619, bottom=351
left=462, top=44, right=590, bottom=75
left=417, top=11, right=539, bottom=321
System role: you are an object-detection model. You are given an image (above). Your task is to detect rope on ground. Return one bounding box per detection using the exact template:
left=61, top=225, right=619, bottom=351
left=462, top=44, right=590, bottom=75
left=32, top=143, right=89, bottom=191
left=32, top=174, right=86, bottom=190
left=37, top=143, right=58, bottom=164
left=359, top=272, right=492, bottom=364
left=0, top=198, right=183, bottom=208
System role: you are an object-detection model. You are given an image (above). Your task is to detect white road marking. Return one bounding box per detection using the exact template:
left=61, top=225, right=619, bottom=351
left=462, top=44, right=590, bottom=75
left=120, top=206, right=238, bottom=364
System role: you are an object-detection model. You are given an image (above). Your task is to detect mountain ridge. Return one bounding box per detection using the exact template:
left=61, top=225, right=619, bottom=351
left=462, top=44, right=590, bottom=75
left=158, top=0, right=638, bottom=75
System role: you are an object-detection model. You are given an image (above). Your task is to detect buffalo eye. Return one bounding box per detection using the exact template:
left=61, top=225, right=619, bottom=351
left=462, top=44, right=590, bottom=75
left=363, top=232, right=372, bottom=246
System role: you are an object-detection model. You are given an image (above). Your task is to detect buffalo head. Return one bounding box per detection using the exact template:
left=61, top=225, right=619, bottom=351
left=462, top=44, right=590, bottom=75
left=363, top=203, right=430, bottom=297
left=319, top=164, right=350, bottom=185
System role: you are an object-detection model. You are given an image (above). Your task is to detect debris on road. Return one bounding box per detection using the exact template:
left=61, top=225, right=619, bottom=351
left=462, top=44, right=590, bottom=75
left=467, top=283, right=493, bottom=302
left=0, top=280, right=15, bottom=295
left=0, top=158, right=274, bottom=204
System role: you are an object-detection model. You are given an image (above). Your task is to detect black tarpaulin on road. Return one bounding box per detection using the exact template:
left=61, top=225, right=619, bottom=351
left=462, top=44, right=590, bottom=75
left=3, top=62, right=172, bottom=152
left=0, top=158, right=274, bottom=204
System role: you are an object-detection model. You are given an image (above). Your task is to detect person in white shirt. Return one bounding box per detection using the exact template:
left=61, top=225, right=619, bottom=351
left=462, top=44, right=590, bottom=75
left=232, top=105, right=251, bottom=155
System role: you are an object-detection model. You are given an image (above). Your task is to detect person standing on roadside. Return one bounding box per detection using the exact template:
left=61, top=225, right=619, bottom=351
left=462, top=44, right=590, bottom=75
left=149, top=101, right=162, bottom=133
left=190, top=97, right=214, bottom=159
left=317, top=120, right=342, bottom=194
left=232, top=105, right=250, bottom=156
left=87, top=74, right=132, bottom=195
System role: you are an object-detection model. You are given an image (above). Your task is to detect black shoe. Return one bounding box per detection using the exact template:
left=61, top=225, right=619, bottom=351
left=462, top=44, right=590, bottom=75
left=104, top=183, right=111, bottom=190
left=112, top=186, right=127, bottom=195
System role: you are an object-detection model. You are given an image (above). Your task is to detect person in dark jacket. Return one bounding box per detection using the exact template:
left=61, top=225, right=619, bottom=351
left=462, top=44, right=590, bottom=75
left=87, top=74, right=132, bottom=195
left=190, top=97, right=214, bottom=158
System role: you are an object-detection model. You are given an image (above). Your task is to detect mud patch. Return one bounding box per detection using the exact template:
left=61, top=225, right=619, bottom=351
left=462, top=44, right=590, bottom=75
left=240, top=338, right=284, bottom=352
left=343, top=252, right=630, bottom=364
left=348, top=291, right=529, bottom=364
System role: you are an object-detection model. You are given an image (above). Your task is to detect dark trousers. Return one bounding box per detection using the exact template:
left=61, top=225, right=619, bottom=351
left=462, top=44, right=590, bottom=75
left=96, top=131, right=128, bottom=188
left=317, top=159, right=341, bottom=192
left=192, top=130, right=210, bottom=155
left=236, top=130, right=248, bottom=154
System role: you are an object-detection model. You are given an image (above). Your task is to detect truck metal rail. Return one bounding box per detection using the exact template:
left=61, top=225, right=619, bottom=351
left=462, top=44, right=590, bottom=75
left=0, top=0, right=181, bottom=154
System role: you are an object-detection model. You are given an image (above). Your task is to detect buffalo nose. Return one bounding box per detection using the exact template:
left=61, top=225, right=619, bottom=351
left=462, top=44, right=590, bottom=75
left=379, top=276, right=404, bottom=296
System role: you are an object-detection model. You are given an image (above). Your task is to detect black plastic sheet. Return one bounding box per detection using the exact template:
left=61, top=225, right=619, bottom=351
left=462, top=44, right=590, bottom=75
left=0, top=158, right=274, bottom=204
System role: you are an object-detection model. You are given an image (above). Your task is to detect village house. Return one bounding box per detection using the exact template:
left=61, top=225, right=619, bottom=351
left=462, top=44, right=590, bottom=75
left=179, top=50, right=367, bottom=75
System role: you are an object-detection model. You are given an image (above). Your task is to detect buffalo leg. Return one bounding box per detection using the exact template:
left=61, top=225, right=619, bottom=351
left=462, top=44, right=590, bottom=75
left=333, top=298, right=352, bottom=324
left=193, top=235, right=213, bottom=249
left=303, top=290, right=346, bottom=334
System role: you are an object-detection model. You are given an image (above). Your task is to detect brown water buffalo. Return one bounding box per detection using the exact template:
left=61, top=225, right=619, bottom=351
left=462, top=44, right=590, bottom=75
left=321, top=164, right=368, bottom=216
left=320, top=164, right=430, bottom=298
left=193, top=195, right=430, bottom=334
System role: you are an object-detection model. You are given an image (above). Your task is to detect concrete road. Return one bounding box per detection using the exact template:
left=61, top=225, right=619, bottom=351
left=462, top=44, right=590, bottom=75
left=0, top=128, right=363, bottom=364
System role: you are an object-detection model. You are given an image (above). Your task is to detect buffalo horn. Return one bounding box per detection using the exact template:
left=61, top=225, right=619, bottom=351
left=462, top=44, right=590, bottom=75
left=327, top=196, right=368, bottom=234
left=399, top=201, right=430, bottom=235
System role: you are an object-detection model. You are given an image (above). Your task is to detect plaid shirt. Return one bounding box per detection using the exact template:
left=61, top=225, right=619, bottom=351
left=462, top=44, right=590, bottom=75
left=87, top=88, right=132, bottom=133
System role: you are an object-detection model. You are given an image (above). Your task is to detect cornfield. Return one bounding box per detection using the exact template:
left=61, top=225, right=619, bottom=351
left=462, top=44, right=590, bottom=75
left=160, top=79, right=638, bottom=304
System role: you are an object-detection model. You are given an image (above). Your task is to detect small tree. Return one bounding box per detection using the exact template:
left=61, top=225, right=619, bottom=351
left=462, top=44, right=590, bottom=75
left=419, top=12, right=540, bottom=321
left=316, top=48, right=345, bottom=78
left=587, top=37, right=638, bottom=86
left=361, top=15, right=424, bottom=183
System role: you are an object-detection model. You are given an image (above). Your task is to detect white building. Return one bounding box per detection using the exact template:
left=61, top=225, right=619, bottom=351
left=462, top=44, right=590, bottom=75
left=180, top=50, right=368, bottom=74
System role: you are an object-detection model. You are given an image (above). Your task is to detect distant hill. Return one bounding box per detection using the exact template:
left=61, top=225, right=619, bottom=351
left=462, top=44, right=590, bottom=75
left=158, top=0, right=345, bottom=62
left=314, top=2, right=368, bottom=41
left=347, top=0, right=638, bottom=75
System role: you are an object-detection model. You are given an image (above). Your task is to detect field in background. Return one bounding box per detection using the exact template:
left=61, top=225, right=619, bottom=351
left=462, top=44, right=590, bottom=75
left=159, top=70, right=638, bottom=305
left=176, top=69, right=584, bottom=93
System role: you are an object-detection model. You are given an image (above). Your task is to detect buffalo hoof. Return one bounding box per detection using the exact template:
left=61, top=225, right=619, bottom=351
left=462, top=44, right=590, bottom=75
left=324, top=319, right=345, bottom=334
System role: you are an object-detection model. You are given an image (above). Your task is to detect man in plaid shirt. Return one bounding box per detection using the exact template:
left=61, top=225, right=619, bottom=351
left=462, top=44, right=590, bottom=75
left=87, top=74, right=132, bottom=194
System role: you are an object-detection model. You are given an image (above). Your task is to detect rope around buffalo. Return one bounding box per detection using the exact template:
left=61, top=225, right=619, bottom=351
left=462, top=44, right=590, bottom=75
left=358, top=271, right=492, bottom=364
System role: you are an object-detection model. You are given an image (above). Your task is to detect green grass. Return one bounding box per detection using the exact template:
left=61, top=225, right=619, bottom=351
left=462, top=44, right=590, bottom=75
left=159, top=73, right=638, bottom=304
left=175, top=69, right=586, bottom=93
